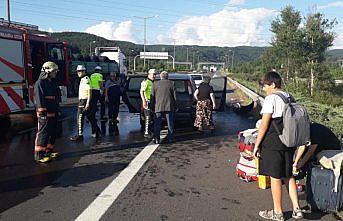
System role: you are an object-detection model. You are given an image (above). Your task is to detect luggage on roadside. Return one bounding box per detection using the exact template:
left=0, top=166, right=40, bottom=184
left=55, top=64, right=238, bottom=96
left=238, top=128, right=258, bottom=159
left=306, top=165, right=343, bottom=213
left=236, top=154, right=258, bottom=182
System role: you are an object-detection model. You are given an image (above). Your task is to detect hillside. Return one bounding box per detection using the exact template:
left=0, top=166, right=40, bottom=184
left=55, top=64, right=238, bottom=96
left=327, top=49, right=343, bottom=61
left=51, top=32, right=343, bottom=65
left=51, top=32, right=267, bottom=65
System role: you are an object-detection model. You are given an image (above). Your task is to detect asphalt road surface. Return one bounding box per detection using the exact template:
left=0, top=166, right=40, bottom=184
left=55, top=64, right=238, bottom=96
left=0, top=101, right=339, bottom=220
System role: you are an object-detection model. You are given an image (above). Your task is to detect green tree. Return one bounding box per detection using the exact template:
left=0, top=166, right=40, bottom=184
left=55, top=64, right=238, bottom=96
left=270, top=6, right=304, bottom=81
left=303, top=12, right=337, bottom=96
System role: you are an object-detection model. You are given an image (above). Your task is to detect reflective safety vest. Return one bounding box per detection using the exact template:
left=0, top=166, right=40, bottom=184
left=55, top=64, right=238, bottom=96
left=79, top=76, right=91, bottom=99
left=141, top=78, right=153, bottom=101
left=90, top=72, right=103, bottom=90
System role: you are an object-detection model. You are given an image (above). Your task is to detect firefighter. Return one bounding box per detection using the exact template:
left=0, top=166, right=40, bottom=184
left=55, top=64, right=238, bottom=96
left=34, top=61, right=61, bottom=163
left=70, top=65, right=101, bottom=141
left=90, top=66, right=106, bottom=122
left=140, top=69, right=156, bottom=137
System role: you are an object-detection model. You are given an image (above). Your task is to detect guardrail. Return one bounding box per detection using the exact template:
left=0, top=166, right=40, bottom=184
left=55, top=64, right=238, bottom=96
left=227, top=77, right=265, bottom=106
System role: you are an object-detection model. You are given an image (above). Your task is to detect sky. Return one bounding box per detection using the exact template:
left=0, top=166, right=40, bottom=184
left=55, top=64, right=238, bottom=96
left=1, top=0, right=343, bottom=48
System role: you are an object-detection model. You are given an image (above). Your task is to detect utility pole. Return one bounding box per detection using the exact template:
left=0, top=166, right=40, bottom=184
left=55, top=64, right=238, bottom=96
left=186, top=48, right=189, bottom=62
left=231, top=50, right=235, bottom=69
left=89, top=41, right=96, bottom=56
left=173, top=39, right=176, bottom=62
left=7, top=0, right=11, bottom=24
left=134, top=15, right=158, bottom=68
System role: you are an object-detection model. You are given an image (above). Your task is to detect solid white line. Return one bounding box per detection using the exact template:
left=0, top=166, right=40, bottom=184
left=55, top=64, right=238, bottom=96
left=75, top=134, right=166, bottom=221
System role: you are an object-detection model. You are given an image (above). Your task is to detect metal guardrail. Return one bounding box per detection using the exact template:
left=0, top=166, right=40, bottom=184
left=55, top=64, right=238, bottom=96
left=227, top=77, right=265, bottom=106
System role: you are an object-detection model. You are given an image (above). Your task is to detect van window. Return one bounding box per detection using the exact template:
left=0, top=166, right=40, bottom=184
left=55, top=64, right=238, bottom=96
left=174, top=80, right=186, bottom=93
left=191, top=75, right=202, bottom=81
left=128, top=77, right=145, bottom=91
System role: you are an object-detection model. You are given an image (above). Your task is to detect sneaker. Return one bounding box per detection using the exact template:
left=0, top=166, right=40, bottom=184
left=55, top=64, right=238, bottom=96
left=46, top=150, right=60, bottom=158
left=91, top=133, right=96, bottom=138
left=34, top=151, right=51, bottom=163
left=153, top=138, right=160, bottom=144
left=259, top=210, right=284, bottom=221
left=198, top=126, right=204, bottom=132
left=209, top=126, right=215, bottom=131
left=292, top=208, right=304, bottom=219
left=70, top=135, right=83, bottom=141
left=144, top=133, right=150, bottom=138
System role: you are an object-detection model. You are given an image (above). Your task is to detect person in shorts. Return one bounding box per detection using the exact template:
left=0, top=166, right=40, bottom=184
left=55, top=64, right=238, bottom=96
left=253, top=71, right=303, bottom=221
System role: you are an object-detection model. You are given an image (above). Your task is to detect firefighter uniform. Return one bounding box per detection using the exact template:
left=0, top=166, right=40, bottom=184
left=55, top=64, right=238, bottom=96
left=34, top=62, right=60, bottom=163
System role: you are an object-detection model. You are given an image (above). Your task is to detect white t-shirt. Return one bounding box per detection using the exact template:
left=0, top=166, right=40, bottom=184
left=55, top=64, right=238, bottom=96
left=79, top=76, right=91, bottom=99
left=260, top=91, right=289, bottom=118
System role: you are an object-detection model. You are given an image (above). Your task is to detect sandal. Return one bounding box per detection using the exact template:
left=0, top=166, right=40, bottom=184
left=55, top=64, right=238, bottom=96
left=259, top=209, right=284, bottom=221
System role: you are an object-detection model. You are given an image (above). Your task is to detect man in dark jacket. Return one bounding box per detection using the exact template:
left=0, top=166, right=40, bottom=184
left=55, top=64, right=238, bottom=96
left=151, top=71, right=177, bottom=144
left=34, top=61, right=61, bottom=163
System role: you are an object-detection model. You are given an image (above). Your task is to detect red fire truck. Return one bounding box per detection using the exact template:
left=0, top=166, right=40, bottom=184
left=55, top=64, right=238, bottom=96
left=0, top=22, right=69, bottom=116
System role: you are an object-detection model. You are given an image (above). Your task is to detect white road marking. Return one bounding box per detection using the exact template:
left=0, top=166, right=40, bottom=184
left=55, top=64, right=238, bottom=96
left=75, top=133, right=167, bottom=221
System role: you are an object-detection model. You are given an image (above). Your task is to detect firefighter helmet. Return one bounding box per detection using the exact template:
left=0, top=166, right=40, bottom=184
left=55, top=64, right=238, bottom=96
left=41, top=61, right=59, bottom=73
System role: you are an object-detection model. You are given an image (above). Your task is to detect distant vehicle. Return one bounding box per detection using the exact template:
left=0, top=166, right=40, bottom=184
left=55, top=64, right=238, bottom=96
left=189, top=73, right=203, bottom=88
left=210, top=66, right=217, bottom=72
left=124, top=73, right=227, bottom=129
left=95, top=47, right=127, bottom=77
left=68, top=55, right=119, bottom=96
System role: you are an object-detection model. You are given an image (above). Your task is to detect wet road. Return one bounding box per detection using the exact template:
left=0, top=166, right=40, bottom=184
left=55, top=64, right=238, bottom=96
left=0, top=96, right=337, bottom=220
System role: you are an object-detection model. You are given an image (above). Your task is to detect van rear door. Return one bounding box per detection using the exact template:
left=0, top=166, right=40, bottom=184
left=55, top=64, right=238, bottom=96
left=124, top=75, right=145, bottom=113
left=210, top=76, right=227, bottom=111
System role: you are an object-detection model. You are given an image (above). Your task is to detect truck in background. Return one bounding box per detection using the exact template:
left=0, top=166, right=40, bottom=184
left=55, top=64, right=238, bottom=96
left=68, top=55, right=119, bottom=96
left=94, top=47, right=127, bottom=77
left=0, top=21, right=70, bottom=134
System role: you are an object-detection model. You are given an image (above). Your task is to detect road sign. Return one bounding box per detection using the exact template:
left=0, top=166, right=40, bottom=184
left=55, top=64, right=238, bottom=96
left=140, top=52, right=169, bottom=60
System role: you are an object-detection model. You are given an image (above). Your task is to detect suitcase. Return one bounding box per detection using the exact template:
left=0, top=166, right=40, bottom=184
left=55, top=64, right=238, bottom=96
left=306, top=166, right=343, bottom=213
left=236, top=154, right=258, bottom=182
left=238, top=130, right=256, bottom=159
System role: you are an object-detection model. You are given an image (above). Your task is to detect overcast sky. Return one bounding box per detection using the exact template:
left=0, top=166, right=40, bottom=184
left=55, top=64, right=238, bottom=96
left=1, top=0, right=343, bottom=48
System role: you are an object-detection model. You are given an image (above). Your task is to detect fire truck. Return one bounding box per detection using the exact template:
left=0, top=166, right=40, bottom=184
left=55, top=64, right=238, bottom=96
left=0, top=21, right=69, bottom=133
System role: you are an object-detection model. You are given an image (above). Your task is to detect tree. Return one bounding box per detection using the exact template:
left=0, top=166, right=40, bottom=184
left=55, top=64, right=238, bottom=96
left=303, top=12, right=337, bottom=96
left=270, top=6, right=304, bottom=81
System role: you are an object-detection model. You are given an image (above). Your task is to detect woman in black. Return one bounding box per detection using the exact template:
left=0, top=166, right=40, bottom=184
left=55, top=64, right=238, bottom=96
left=193, top=76, right=216, bottom=131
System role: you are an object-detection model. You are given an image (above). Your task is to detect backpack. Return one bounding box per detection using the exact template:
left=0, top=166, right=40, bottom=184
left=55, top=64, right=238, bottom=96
left=272, top=92, right=311, bottom=147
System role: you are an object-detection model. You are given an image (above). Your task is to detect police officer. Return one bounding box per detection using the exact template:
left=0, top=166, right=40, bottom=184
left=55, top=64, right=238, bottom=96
left=34, top=61, right=61, bottom=163
left=90, top=66, right=105, bottom=122
left=70, top=65, right=101, bottom=141
left=140, top=69, right=156, bottom=137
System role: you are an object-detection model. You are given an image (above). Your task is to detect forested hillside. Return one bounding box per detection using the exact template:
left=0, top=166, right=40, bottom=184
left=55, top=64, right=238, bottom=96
left=51, top=32, right=267, bottom=65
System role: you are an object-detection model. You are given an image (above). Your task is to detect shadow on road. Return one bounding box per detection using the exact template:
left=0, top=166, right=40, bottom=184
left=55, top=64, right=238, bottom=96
left=0, top=162, right=127, bottom=213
